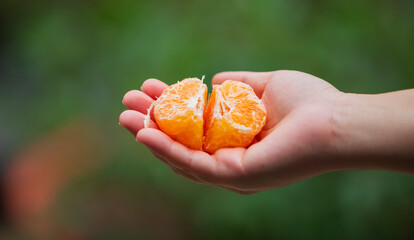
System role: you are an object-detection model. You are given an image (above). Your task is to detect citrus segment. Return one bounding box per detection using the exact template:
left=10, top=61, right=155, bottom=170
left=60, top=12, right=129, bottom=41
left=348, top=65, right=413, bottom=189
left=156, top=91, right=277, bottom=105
left=203, top=80, right=266, bottom=153
left=149, top=78, right=207, bottom=150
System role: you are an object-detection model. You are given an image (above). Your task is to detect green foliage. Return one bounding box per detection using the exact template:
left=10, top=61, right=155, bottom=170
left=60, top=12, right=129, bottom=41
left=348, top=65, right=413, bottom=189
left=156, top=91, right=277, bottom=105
left=1, top=0, right=413, bottom=239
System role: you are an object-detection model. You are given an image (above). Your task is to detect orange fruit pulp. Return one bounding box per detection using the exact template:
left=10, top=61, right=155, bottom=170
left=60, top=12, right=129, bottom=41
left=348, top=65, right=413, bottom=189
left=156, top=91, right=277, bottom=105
left=203, top=80, right=267, bottom=153
left=145, top=78, right=207, bottom=150
left=145, top=77, right=266, bottom=153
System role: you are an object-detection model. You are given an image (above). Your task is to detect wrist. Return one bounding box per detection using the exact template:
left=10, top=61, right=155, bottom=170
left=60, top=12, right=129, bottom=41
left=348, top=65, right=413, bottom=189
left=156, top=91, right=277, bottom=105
left=330, top=93, right=373, bottom=169
left=331, top=91, right=414, bottom=173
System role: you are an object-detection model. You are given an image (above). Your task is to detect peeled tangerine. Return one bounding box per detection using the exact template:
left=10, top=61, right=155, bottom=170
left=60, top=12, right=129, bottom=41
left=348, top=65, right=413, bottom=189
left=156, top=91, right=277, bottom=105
left=145, top=78, right=266, bottom=153
left=145, top=78, right=207, bottom=150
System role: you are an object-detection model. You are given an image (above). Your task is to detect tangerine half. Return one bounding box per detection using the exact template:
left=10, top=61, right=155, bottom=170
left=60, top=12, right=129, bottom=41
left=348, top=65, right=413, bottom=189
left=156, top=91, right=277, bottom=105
left=145, top=78, right=207, bottom=150
left=203, top=80, right=266, bottom=153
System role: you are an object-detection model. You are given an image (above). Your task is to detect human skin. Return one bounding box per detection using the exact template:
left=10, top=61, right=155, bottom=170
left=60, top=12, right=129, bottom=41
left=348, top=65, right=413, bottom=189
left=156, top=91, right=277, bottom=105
left=119, top=70, right=414, bottom=194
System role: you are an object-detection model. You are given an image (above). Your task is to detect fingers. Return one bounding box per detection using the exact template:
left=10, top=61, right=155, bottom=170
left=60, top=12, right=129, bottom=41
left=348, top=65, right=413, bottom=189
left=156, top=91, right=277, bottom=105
left=147, top=147, right=207, bottom=184
left=141, top=78, right=169, bottom=99
left=122, top=78, right=168, bottom=121
left=119, top=110, right=157, bottom=136
left=213, top=147, right=246, bottom=177
left=212, top=71, right=274, bottom=97
left=122, top=90, right=154, bottom=115
left=137, top=128, right=217, bottom=180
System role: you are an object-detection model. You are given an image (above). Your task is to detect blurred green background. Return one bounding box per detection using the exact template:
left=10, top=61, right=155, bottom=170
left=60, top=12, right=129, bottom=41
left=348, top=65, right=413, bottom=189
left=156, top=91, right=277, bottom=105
left=0, top=0, right=413, bottom=239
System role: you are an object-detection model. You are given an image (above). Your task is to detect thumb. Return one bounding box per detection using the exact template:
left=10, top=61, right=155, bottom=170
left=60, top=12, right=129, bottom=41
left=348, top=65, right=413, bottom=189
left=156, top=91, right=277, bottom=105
left=212, top=71, right=273, bottom=97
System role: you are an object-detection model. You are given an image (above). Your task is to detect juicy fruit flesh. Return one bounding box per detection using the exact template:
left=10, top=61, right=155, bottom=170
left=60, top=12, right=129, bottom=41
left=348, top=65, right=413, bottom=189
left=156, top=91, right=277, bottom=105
left=146, top=78, right=266, bottom=153
left=151, top=78, right=207, bottom=150
left=203, top=80, right=267, bottom=153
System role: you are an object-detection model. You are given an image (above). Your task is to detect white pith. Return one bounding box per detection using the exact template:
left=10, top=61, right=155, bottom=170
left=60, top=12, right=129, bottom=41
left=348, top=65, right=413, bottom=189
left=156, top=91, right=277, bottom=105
left=144, top=78, right=266, bottom=137
left=144, top=77, right=205, bottom=128
left=210, top=80, right=267, bottom=132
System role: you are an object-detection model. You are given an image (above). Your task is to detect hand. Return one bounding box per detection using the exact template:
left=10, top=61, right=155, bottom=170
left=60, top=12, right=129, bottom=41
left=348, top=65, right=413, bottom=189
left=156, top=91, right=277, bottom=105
left=120, top=70, right=344, bottom=194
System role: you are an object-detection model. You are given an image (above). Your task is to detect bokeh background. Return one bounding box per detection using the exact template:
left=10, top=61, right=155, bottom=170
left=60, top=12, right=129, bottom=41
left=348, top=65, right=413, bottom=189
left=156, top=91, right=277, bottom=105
left=1, top=0, right=414, bottom=239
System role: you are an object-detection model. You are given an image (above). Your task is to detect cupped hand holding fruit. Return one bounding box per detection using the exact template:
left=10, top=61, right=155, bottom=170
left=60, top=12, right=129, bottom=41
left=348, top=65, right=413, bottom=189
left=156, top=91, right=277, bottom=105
left=120, top=70, right=345, bottom=194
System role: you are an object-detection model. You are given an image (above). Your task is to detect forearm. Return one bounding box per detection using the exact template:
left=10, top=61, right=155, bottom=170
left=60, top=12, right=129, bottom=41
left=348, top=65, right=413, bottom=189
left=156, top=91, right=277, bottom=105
left=333, top=89, right=414, bottom=174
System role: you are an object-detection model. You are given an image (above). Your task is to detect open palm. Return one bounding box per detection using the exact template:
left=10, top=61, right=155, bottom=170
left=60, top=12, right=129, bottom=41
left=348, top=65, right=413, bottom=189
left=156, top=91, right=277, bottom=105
left=120, top=71, right=343, bottom=194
